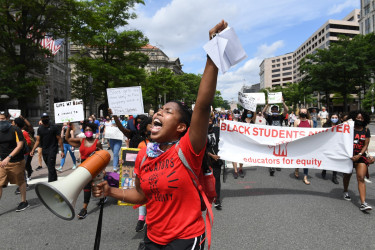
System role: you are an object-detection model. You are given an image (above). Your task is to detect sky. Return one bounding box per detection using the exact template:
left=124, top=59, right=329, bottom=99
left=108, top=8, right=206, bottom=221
left=128, top=0, right=360, bottom=101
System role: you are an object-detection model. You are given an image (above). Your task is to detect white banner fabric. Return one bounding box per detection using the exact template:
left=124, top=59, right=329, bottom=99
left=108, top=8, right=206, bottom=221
left=219, top=120, right=354, bottom=173
left=54, top=100, right=84, bottom=124
left=104, top=126, right=124, bottom=140
left=107, top=86, right=144, bottom=115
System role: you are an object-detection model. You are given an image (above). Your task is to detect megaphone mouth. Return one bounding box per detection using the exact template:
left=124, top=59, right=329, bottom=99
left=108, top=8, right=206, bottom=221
left=35, top=183, right=75, bottom=220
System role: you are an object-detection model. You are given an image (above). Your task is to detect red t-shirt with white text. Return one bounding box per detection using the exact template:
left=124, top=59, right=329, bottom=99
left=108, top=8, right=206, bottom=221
left=134, top=130, right=206, bottom=245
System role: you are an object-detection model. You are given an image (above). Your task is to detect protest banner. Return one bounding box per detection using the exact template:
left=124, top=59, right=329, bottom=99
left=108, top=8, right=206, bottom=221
left=104, top=126, right=124, bottom=141
left=118, top=148, right=140, bottom=206
left=54, top=100, right=84, bottom=123
left=268, top=92, right=283, bottom=104
left=107, top=86, right=144, bottom=115
left=8, top=109, right=21, bottom=119
left=219, top=120, right=354, bottom=173
left=238, top=92, right=256, bottom=111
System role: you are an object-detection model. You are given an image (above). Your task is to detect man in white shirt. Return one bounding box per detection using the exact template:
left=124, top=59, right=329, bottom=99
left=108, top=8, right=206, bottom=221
left=318, top=107, right=329, bottom=127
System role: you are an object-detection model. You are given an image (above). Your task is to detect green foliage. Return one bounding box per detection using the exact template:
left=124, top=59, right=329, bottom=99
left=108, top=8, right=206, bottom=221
left=70, top=0, right=148, bottom=113
left=0, top=0, right=74, bottom=111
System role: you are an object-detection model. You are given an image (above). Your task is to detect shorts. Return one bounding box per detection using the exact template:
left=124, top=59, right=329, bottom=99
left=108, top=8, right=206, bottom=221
left=144, top=232, right=205, bottom=250
left=0, top=160, right=26, bottom=186
left=353, top=154, right=370, bottom=167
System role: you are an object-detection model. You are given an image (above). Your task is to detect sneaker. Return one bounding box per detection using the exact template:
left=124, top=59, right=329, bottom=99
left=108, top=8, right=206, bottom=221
left=214, top=200, right=222, bottom=210
left=360, top=202, right=372, bottom=211
left=77, top=208, right=88, bottom=219
left=364, top=177, right=372, bottom=183
left=16, top=201, right=30, bottom=212
left=135, top=220, right=146, bottom=232
left=26, top=176, right=32, bottom=182
left=35, top=166, right=42, bottom=171
left=56, top=166, right=63, bottom=172
left=332, top=176, right=339, bottom=184
left=238, top=169, right=244, bottom=178
left=72, top=165, right=77, bottom=170
left=233, top=172, right=238, bottom=179
left=96, top=197, right=107, bottom=206
left=343, top=193, right=351, bottom=201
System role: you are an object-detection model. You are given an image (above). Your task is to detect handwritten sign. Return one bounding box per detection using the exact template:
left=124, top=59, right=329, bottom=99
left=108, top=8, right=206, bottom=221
left=104, top=126, right=124, bottom=140
left=54, top=100, right=84, bottom=123
left=238, top=92, right=256, bottom=111
left=107, top=87, right=144, bottom=115
left=8, top=109, right=21, bottom=119
left=268, top=92, right=283, bottom=104
left=243, top=93, right=266, bottom=105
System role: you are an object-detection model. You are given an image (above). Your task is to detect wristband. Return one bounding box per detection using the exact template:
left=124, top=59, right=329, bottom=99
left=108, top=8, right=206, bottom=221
left=358, top=153, right=362, bottom=156
left=8, top=155, right=13, bottom=159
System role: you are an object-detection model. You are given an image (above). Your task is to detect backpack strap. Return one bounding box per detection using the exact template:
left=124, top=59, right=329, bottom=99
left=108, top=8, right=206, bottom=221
left=175, top=143, right=214, bottom=250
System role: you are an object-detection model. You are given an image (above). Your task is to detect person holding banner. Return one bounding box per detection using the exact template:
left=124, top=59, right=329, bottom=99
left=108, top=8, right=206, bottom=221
left=262, top=99, right=289, bottom=176
left=57, top=123, right=77, bottom=171
left=343, top=111, right=372, bottom=211
left=64, top=121, right=103, bottom=219
left=93, top=20, right=228, bottom=249
left=321, top=113, right=340, bottom=184
left=294, top=109, right=313, bottom=185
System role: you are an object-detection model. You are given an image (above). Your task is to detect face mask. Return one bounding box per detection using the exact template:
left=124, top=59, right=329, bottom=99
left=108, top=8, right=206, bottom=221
left=42, top=119, right=50, bottom=125
left=111, top=120, right=115, bottom=124
left=247, top=114, right=252, bottom=118
left=272, top=112, right=279, bottom=116
left=0, top=120, right=11, bottom=132
left=331, top=118, right=338, bottom=124
left=133, top=115, right=137, bottom=119
left=84, top=131, right=93, bottom=138
left=234, top=114, right=240, bottom=119
left=355, top=120, right=364, bottom=127
left=300, top=113, right=307, bottom=118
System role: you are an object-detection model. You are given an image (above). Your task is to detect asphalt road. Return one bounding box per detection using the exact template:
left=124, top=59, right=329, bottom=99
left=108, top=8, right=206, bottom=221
left=1, top=134, right=375, bottom=249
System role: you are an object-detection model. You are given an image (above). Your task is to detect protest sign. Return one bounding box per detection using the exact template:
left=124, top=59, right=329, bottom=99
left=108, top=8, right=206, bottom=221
left=243, top=93, right=266, bottom=105
left=54, top=100, right=84, bottom=123
left=104, top=126, right=124, bottom=140
left=219, top=120, right=354, bottom=173
left=107, top=86, right=144, bottom=115
left=238, top=92, right=256, bottom=111
left=8, top=109, right=21, bottom=119
left=268, top=92, right=283, bottom=104
left=118, top=148, right=140, bottom=206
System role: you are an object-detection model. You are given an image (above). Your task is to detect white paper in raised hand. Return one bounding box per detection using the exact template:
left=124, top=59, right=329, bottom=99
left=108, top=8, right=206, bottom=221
left=203, top=27, right=247, bottom=73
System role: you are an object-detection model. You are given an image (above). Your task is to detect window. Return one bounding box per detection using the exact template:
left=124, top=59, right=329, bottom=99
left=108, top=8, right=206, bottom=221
left=364, top=5, right=370, bottom=15
left=365, top=18, right=371, bottom=34
left=283, top=72, right=292, bottom=76
left=272, top=79, right=280, bottom=82
left=272, top=60, right=275, bottom=63
left=282, top=67, right=292, bottom=71
left=272, top=74, right=280, bottom=77
left=272, top=69, right=280, bottom=73
left=276, top=59, right=280, bottom=62
left=288, top=56, right=292, bottom=59
left=283, top=57, right=287, bottom=60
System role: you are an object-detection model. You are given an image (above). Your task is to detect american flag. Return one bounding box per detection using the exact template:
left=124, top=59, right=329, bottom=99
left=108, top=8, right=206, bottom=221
left=40, top=37, right=64, bottom=55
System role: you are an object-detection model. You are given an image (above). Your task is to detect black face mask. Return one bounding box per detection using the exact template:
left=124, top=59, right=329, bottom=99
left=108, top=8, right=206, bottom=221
left=300, top=113, right=307, bottom=118
left=0, top=120, right=11, bottom=132
left=355, top=120, right=364, bottom=127
left=42, top=119, right=50, bottom=125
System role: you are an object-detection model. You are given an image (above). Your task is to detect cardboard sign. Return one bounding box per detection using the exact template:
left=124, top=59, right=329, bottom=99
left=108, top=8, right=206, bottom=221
left=238, top=92, right=256, bottom=111
left=104, top=126, right=124, bottom=140
left=8, top=109, right=21, bottom=119
left=54, top=100, right=84, bottom=124
left=118, top=148, right=140, bottom=206
left=107, top=86, right=144, bottom=115
left=219, top=120, right=354, bottom=173
left=268, top=92, right=283, bottom=104
left=244, top=93, right=266, bottom=105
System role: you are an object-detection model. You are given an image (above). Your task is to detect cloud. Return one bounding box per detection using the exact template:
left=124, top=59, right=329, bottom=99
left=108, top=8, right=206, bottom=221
left=328, top=0, right=359, bottom=15
left=217, top=40, right=285, bottom=100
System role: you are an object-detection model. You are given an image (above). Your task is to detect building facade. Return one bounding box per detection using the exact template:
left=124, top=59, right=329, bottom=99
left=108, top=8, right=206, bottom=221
left=140, top=44, right=183, bottom=74
left=359, top=0, right=375, bottom=34
left=259, top=9, right=360, bottom=89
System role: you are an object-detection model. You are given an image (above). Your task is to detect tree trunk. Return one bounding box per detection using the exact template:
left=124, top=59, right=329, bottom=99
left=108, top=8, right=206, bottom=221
left=325, top=90, right=329, bottom=112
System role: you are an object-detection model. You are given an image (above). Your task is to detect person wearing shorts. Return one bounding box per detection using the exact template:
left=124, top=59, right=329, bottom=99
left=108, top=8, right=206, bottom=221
left=0, top=111, right=29, bottom=211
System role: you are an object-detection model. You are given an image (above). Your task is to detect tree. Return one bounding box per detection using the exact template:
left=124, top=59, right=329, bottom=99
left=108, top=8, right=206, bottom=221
left=70, top=0, right=148, bottom=115
left=0, top=0, right=74, bottom=113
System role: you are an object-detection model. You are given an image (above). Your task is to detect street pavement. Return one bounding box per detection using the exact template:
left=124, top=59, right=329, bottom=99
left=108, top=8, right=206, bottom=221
left=2, top=129, right=375, bottom=249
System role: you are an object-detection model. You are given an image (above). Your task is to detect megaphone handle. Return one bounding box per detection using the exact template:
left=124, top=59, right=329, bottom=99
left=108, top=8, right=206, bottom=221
left=93, top=172, right=105, bottom=199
